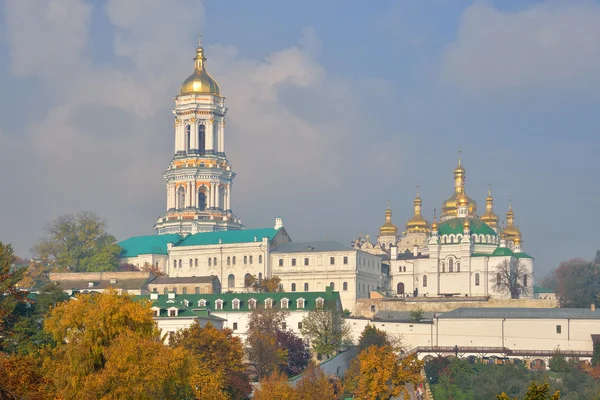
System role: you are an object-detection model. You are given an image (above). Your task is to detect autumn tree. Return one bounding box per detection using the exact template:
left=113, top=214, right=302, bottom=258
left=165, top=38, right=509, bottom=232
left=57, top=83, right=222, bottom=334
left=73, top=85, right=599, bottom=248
left=277, top=329, right=310, bottom=376
left=43, top=289, right=190, bottom=398
left=344, top=345, right=422, bottom=400
left=252, top=371, right=297, bottom=400
left=246, top=306, right=289, bottom=379
left=171, top=322, right=251, bottom=399
left=494, top=259, right=530, bottom=299
left=17, top=259, right=51, bottom=289
left=244, top=274, right=282, bottom=292
left=357, top=324, right=391, bottom=352
left=0, top=353, right=49, bottom=400
left=301, top=304, right=351, bottom=358
left=33, top=211, right=121, bottom=272
left=295, top=362, right=338, bottom=400
left=593, top=340, right=600, bottom=368
left=552, top=259, right=600, bottom=308
left=497, top=381, right=560, bottom=400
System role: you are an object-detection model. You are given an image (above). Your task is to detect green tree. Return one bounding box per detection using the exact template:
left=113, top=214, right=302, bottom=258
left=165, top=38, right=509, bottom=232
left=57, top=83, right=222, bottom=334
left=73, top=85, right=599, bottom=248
left=0, top=242, right=28, bottom=341
left=549, top=349, right=570, bottom=373
left=301, top=304, right=351, bottom=358
left=410, top=307, right=425, bottom=321
left=244, top=274, right=282, bottom=292
left=357, top=324, right=391, bottom=352
left=593, top=340, right=600, bottom=367
left=33, top=211, right=121, bottom=272
left=497, top=381, right=560, bottom=400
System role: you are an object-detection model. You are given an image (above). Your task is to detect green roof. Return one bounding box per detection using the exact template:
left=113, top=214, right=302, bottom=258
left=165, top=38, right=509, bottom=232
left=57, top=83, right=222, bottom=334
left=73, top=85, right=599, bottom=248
left=438, top=217, right=497, bottom=239
left=534, top=285, right=554, bottom=294
left=119, top=234, right=183, bottom=257
left=514, top=252, right=534, bottom=259
left=134, top=287, right=341, bottom=313
left=176, top=228, right=280, bottom=247
left=492, top=247, right=514, bottom=257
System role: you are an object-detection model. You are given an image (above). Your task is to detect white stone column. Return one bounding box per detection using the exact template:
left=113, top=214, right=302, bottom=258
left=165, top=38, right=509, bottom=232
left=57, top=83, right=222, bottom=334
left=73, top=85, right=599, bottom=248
left=170, top=184, right=176, bottom=209
left=218, top=120, right=225, bottom=154
left=175, top=121, right=185, bottom=154
left=211, top=183, right=216, bottom=209
left=185, top=182, right=191, bottom=208
left=206, top=119, right=215, bottom=154
left=190, top=183, right=196, bottom=208
left=215, top=184, right=221, bottom=209
left=226, top=184, right=231, bottom=210
left=190, top=120, right=198, bottom=153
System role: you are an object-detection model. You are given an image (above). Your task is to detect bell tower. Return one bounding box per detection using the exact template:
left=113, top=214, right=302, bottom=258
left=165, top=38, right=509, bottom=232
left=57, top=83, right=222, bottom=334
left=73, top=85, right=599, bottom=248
left=155, top=39, right=244, bottom=234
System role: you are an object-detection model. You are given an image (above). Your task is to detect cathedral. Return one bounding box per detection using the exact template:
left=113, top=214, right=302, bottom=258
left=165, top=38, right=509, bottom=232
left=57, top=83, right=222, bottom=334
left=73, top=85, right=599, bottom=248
left=353, top=159, right=534, bottom=298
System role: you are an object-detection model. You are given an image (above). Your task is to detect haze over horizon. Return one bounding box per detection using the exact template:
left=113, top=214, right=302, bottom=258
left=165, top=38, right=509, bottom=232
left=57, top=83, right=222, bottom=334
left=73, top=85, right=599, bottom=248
left=1, top=0, right=599, bottom=277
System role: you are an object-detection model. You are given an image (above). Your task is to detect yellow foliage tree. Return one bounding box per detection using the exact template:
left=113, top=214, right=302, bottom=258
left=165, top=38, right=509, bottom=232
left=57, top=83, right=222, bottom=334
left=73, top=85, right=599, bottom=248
left=0, top=352, right=49, bottom=400
left=43, top=289, right=190, bottom=398
left=171, top=322, right=251, bottom=399
left=344, top=345, right=422, bottom=400
left=295, top=362, right=338, bottom=400
left=252, top=371, right=297, bottom=400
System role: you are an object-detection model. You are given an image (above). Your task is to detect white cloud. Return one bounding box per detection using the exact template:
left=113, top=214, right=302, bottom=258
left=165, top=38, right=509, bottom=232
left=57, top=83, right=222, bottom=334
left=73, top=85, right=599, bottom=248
left=441, top=2, right=600, bottom=93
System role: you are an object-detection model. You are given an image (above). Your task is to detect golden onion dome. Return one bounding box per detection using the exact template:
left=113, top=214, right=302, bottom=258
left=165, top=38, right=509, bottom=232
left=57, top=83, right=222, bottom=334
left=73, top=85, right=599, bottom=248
left=457, top=191, right=469, bottom=207
left=441, top=158, right=477, bottom=219
left=480, top=187, right=499, bottom=229
left=463, top=218, right=470, bottom=230
left=379, top=207, right=399, bottom=236
left=179, top=41, right=220, bottom=96
left=406, top=193, right=430, bottom=233
left=502, top=205, right=520, bottom=240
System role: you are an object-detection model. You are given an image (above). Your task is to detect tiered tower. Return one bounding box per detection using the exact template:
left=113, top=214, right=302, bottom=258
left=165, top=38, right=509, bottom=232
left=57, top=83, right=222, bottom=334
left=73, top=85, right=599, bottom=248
left=155, top=40, right=244, bottom=235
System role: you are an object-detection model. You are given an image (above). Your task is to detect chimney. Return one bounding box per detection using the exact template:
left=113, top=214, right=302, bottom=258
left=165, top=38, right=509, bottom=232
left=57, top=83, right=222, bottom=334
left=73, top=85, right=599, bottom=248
left=592, top=304, right=596, bottom=312
left=274, top=217, right=283, bottom=230
left=413, top=245, right=419, bottom=257
left=390, top=246, right=398, bottom=260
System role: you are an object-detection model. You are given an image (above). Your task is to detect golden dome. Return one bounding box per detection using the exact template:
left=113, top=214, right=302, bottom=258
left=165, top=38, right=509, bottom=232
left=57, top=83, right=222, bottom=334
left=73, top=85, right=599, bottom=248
left=502, top=205, right=521, bottom=240
left=379, top=207, right=398, bottom=236
left=463, top=218, right=470, bottom=229
left=441, top=158, right=477, bottom=219
left=457, top=191, right=469, bottom=207
left=480, top=187, right=499, bottom=229
left=179, top=42, right=220, bottom=96
left=406, top=193, right=430, bottom=234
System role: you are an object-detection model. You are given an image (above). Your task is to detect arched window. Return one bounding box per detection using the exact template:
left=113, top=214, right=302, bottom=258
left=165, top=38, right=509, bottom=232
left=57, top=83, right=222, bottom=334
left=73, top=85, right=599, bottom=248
left=304, top=282, right=309, bottom=291
left=475, top=273, right=480, bottom=286
left=189, top=259, right=193, bottom=268
left=244, top=256, right=248, bottom=265
left=524, top=275, right=528, bottom=287
left=178, top=259, right=182, bottom=268
left=456, top=262, right=460, bottom=272
left=259, top=255, right=263, bottom=264
left=403, top=266, right=406, bottom=272
left=198, top=124, right=206, bottom=154
left=227, top=256, right=231, bottom=266
left=441, top=262, right=445, bottom=272
left=173, top=259, right=176, bottom=269
left=177, top=186, right=186, bottom=209
left=381, top=243, right=386, bottom=250
left=330, top=282, right=335, bottom=290
left=198, top=191, right=207, bottom=211
left=249, top=255, right=253, bottom=264
left=399, top=267, right=402, bottom=272
left=343, top=282, right=348, bottom=291
left=449, top=259, right=454, bottom=272
left=228, top=274, right=235, bottom=288
left=232, top=256, right=236, bottom=265
left=213, top=257, right=217, bottom=266
left=244, top=273, right=252, bottom=287
left=194, top=258, right=198, bottom=267
left=317, top=282, right=322, bottom=291
left=291, top=283, right=296, bottom=292
left=208, top=257, right=212, bottom=267
left=423, top=275, right=428, bottom=287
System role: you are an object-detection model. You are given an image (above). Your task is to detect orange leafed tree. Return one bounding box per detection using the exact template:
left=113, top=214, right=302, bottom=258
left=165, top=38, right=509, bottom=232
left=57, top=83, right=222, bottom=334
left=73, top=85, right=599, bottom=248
left=171, top=322, right=251, bottom=399
left=252, top=371, right=297, bottom=400
left=0, top=353, right=49, bottom=400
left=43, top=289, right=190, bottom=398
left=295, top=362, right=338, bottom=400
left=344, top=345, right=422, bottom=400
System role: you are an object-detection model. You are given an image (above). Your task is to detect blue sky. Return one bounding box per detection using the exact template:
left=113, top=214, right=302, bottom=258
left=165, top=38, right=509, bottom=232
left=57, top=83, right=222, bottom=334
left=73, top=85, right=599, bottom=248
left=1, top=0, right=599, bottom=277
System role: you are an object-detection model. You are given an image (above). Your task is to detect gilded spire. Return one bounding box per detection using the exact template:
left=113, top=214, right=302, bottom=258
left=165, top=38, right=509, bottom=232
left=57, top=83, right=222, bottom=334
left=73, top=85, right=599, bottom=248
left=442, top=155, right=477, bottom=220
left=406, top=188, right=430, bottom=234
left=431, top=208, right=438, bottom=231
left=480, top=183, right=499, bottom=229
left=179, top=36, right=220, bottom=96
left=502, top=199, right=521, bottom=242
left=379, top=203, right=398, bottom=237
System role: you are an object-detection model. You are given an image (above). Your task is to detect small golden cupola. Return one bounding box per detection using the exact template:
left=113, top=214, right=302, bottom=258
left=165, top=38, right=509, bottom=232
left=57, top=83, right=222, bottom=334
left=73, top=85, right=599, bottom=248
left=406, top=191, right=430, bottom=234
left=179, top=39, right=221, bottom=96
left=431, top=209, right=438, bottom=231
left=379, top=205, right=399, bottom=237
left=441, top=156, right=477, bottom=220
left=480, top=187, right=500, bottom=230
left=502, top=203, right=521, bottom=242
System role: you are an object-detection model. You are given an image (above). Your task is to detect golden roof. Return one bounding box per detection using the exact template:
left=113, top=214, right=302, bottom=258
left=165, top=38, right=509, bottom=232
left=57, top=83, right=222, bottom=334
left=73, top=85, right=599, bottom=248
left=457, top=191, right=469, bottom=207
left=379, top=207, right=398, bottom=236
left=179, top=41, right=220, bottom=96
left=502, top=205, right=521, bottom=240
left=406, top=194, right=430, bottom=233
left=463, top=218, right=470, bottom=229
left=480, top=187, right=499, bottom=229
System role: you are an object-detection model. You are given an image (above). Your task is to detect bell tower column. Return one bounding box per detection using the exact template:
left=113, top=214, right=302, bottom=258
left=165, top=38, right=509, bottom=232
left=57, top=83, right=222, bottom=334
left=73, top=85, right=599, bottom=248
left=206, top=119, right=215, bottom=155
left=218, top=120, right=225, bottom=156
